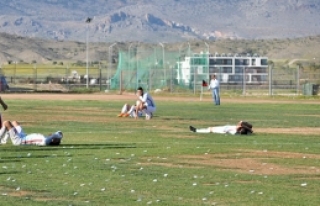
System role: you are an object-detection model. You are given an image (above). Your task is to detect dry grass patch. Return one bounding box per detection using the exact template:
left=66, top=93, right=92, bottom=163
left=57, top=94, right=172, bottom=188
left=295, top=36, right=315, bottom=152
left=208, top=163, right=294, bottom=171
left=255, top=127, right=320, bottom=135
left=178, top=151, right=320, bottom=175
left=140, top=149, right=320, bottom=175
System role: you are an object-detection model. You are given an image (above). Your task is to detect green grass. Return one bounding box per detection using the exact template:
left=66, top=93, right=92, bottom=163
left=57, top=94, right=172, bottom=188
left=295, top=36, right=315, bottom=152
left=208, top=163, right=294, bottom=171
left=0, top=97, right=319, bottom=205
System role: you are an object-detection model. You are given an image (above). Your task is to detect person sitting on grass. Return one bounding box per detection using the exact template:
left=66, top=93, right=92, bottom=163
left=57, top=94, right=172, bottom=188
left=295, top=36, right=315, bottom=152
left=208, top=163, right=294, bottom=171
left=135, top=87, right=156, bottom=120
left=189, top=121, right=253, bottom=135
left=0, top=120, right=63, bottom=146
left=117, top=100, right=143, bottom=118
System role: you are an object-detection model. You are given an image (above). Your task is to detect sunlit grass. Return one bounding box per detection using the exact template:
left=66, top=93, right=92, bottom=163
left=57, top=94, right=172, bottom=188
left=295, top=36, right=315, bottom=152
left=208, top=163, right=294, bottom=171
left=0, top=97, right=319, bottom=205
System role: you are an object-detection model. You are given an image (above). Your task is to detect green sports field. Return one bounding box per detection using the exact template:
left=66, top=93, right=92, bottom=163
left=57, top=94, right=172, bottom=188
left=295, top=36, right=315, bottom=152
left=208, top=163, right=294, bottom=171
left=0, top=94, right=319, bottom=206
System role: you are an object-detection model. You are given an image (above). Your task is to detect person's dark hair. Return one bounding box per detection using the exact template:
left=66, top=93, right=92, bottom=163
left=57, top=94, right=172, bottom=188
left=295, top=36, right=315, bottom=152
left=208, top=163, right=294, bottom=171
left=239, top=127, right=249, bottom=134
left=236, top=121, right=253, bottom=135
left=137, top=86, right=143, bottom=92
left=48, top=138, right=61, bottom=146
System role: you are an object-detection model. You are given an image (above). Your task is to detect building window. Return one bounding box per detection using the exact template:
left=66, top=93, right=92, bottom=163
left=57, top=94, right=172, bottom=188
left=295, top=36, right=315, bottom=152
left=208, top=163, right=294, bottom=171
left=224, top=59, right=232, bottom=65
left=235, top=67, right=243, bottom=73
left=209, top=59, right=216, bottom=65
left=222, top=67, right=232, bottom=73
left=261, top=59, right=268, bottom=65
left=209, top=67, right=219, bottom=73
left=252, top=59, right=256, bottom=66
left=215, top=59, right=222, bottom=65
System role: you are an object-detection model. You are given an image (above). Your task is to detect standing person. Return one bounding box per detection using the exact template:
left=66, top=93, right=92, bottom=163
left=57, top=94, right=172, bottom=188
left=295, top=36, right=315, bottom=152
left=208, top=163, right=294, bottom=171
left=0, top=120, right=63, bottom=146
left=135, top=87, right=156, bottom=120
left=208, top=74, right=220, bottom=105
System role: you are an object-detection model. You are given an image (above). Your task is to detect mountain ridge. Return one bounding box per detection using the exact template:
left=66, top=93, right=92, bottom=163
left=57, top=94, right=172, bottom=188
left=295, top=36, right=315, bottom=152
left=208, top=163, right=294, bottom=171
left=0, top=0, right=320, bottom=42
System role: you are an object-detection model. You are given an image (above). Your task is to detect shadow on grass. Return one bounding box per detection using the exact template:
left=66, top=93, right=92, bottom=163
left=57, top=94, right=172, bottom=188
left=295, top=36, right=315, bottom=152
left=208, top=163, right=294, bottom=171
left=0, top=143, right=137, bottom=152
left=0, top=171, right=21, bottom=175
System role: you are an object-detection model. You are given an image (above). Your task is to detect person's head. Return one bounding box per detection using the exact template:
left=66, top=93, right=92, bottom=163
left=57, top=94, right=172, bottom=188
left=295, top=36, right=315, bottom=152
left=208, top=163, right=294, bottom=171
left=48, top=131, right=63, bottom=146
left=211, top=74, right=216, bottom=79
left=136, top=87, right=144, bottom=96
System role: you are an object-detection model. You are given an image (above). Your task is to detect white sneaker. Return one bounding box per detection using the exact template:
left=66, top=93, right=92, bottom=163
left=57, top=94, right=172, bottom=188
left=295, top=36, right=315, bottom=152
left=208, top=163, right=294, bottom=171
left=145, top=114, right=151, bottom=120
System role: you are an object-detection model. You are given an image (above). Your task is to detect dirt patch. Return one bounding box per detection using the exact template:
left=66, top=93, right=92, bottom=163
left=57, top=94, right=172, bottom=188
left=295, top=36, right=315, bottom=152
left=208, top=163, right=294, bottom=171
left=139, top=162, right=202, bottom=169
left=141, top=149, right=320, bottom=175
left=2, top=93, right=320, bottom=104
left=213, top=149, right=320, bottom=159
left=179, top=155, right=320, bottom=175
left=0, top=186, right=65, bottom=201
left=0, top=186, right=41, bottom=198
left=255, top=127, right=320, bottom=135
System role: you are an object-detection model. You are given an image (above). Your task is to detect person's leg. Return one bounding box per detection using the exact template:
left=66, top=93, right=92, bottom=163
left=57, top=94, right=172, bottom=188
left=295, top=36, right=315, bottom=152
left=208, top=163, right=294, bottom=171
left=134, top=102, right=145, bottom=119
left=121, top=103, right=129, bottom=113
left=214, top=88, right=220, bottom=105
left=211, top=89, right=215, bottom=103
left=125, top=100, right=141, bottom=117
left=145, top=106, right=156, bottom=120
left=0, top=124, right=6, bottom=137
left=194, top=127, right=211, bottom=133
left=190, top=126, right=229, bottom=133
left=118, top=103, right=131, bottom=117
left=0, top=123, right=7, bottom=143
left=11, top=121, right=27, bottom=138
left=0, top=132, right=9, bottom=144
left=0, top=119, right=9, bottom=144
left=0, top=97, right=8, bottom=111
left=189, top=126, right=211, bottom=133
left=5, top=121, right=22, bottom=145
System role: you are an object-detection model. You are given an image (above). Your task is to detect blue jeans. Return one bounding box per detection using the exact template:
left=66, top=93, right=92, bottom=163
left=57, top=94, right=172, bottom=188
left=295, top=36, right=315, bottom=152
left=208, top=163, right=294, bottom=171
left=211, top=88, right=220, bottom=105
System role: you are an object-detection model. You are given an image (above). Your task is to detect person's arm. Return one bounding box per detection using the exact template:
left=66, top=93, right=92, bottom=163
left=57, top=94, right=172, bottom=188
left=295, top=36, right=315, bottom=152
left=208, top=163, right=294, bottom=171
left=140, top=93, right=147, bottom=103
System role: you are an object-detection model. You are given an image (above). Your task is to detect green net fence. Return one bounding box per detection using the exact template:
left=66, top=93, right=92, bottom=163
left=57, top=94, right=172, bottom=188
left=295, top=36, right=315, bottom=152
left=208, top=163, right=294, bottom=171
left=110, top=46, right=189, bottom=91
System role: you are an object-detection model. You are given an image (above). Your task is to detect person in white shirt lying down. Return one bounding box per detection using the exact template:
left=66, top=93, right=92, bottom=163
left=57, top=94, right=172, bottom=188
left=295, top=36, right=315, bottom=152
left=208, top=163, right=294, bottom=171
left=189, top=121, right=253, bottom=135
left=0, top=120, right=63, bottom=146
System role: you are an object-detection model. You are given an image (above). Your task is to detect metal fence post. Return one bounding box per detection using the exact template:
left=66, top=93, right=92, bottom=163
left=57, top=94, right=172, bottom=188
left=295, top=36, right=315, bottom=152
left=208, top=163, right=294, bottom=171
left=33, top=64, right=37, bottom=91
left=296, top=65, right=300, bottom=95
left=99, top=62, right=102, bottom=91
left=170, top=66, right=173, bottom=93
left=66, top=65, right=69, bottom=91
left=119, top=70, right=122, bottom=95
left=243, top=67, right=246, bottom=96
left=268, top=64, right=273, bottom=96
left=193, top=67, right=196, bottom=95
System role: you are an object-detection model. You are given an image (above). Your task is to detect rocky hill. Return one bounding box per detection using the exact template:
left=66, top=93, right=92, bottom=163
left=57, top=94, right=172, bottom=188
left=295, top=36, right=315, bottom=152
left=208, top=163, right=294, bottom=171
left=0, top=0, right=320, bottom=42
left=1, top=32, right=320, bottom=66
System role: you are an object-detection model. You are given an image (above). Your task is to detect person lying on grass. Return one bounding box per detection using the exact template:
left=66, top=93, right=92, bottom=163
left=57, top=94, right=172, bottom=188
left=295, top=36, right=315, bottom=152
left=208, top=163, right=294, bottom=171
left=189, top=121, right=253, bottom=135
left=0, top=120, right=63, bottom=146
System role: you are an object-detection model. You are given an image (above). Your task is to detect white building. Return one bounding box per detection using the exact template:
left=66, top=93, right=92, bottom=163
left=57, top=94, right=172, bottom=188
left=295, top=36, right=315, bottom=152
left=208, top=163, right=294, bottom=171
left=176, top=52, right=268, bottom=85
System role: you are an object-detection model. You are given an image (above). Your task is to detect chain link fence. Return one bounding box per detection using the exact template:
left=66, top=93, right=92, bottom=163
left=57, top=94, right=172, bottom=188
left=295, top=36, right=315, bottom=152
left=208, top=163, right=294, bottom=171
left=1, top=64, right=110, bottom=92
left=1, top=63, right=319, bottom=96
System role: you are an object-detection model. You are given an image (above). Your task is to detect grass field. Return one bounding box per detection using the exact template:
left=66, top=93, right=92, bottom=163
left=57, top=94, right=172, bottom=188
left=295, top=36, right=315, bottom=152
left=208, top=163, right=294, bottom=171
left=0, top=94, right=319, bottom=206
